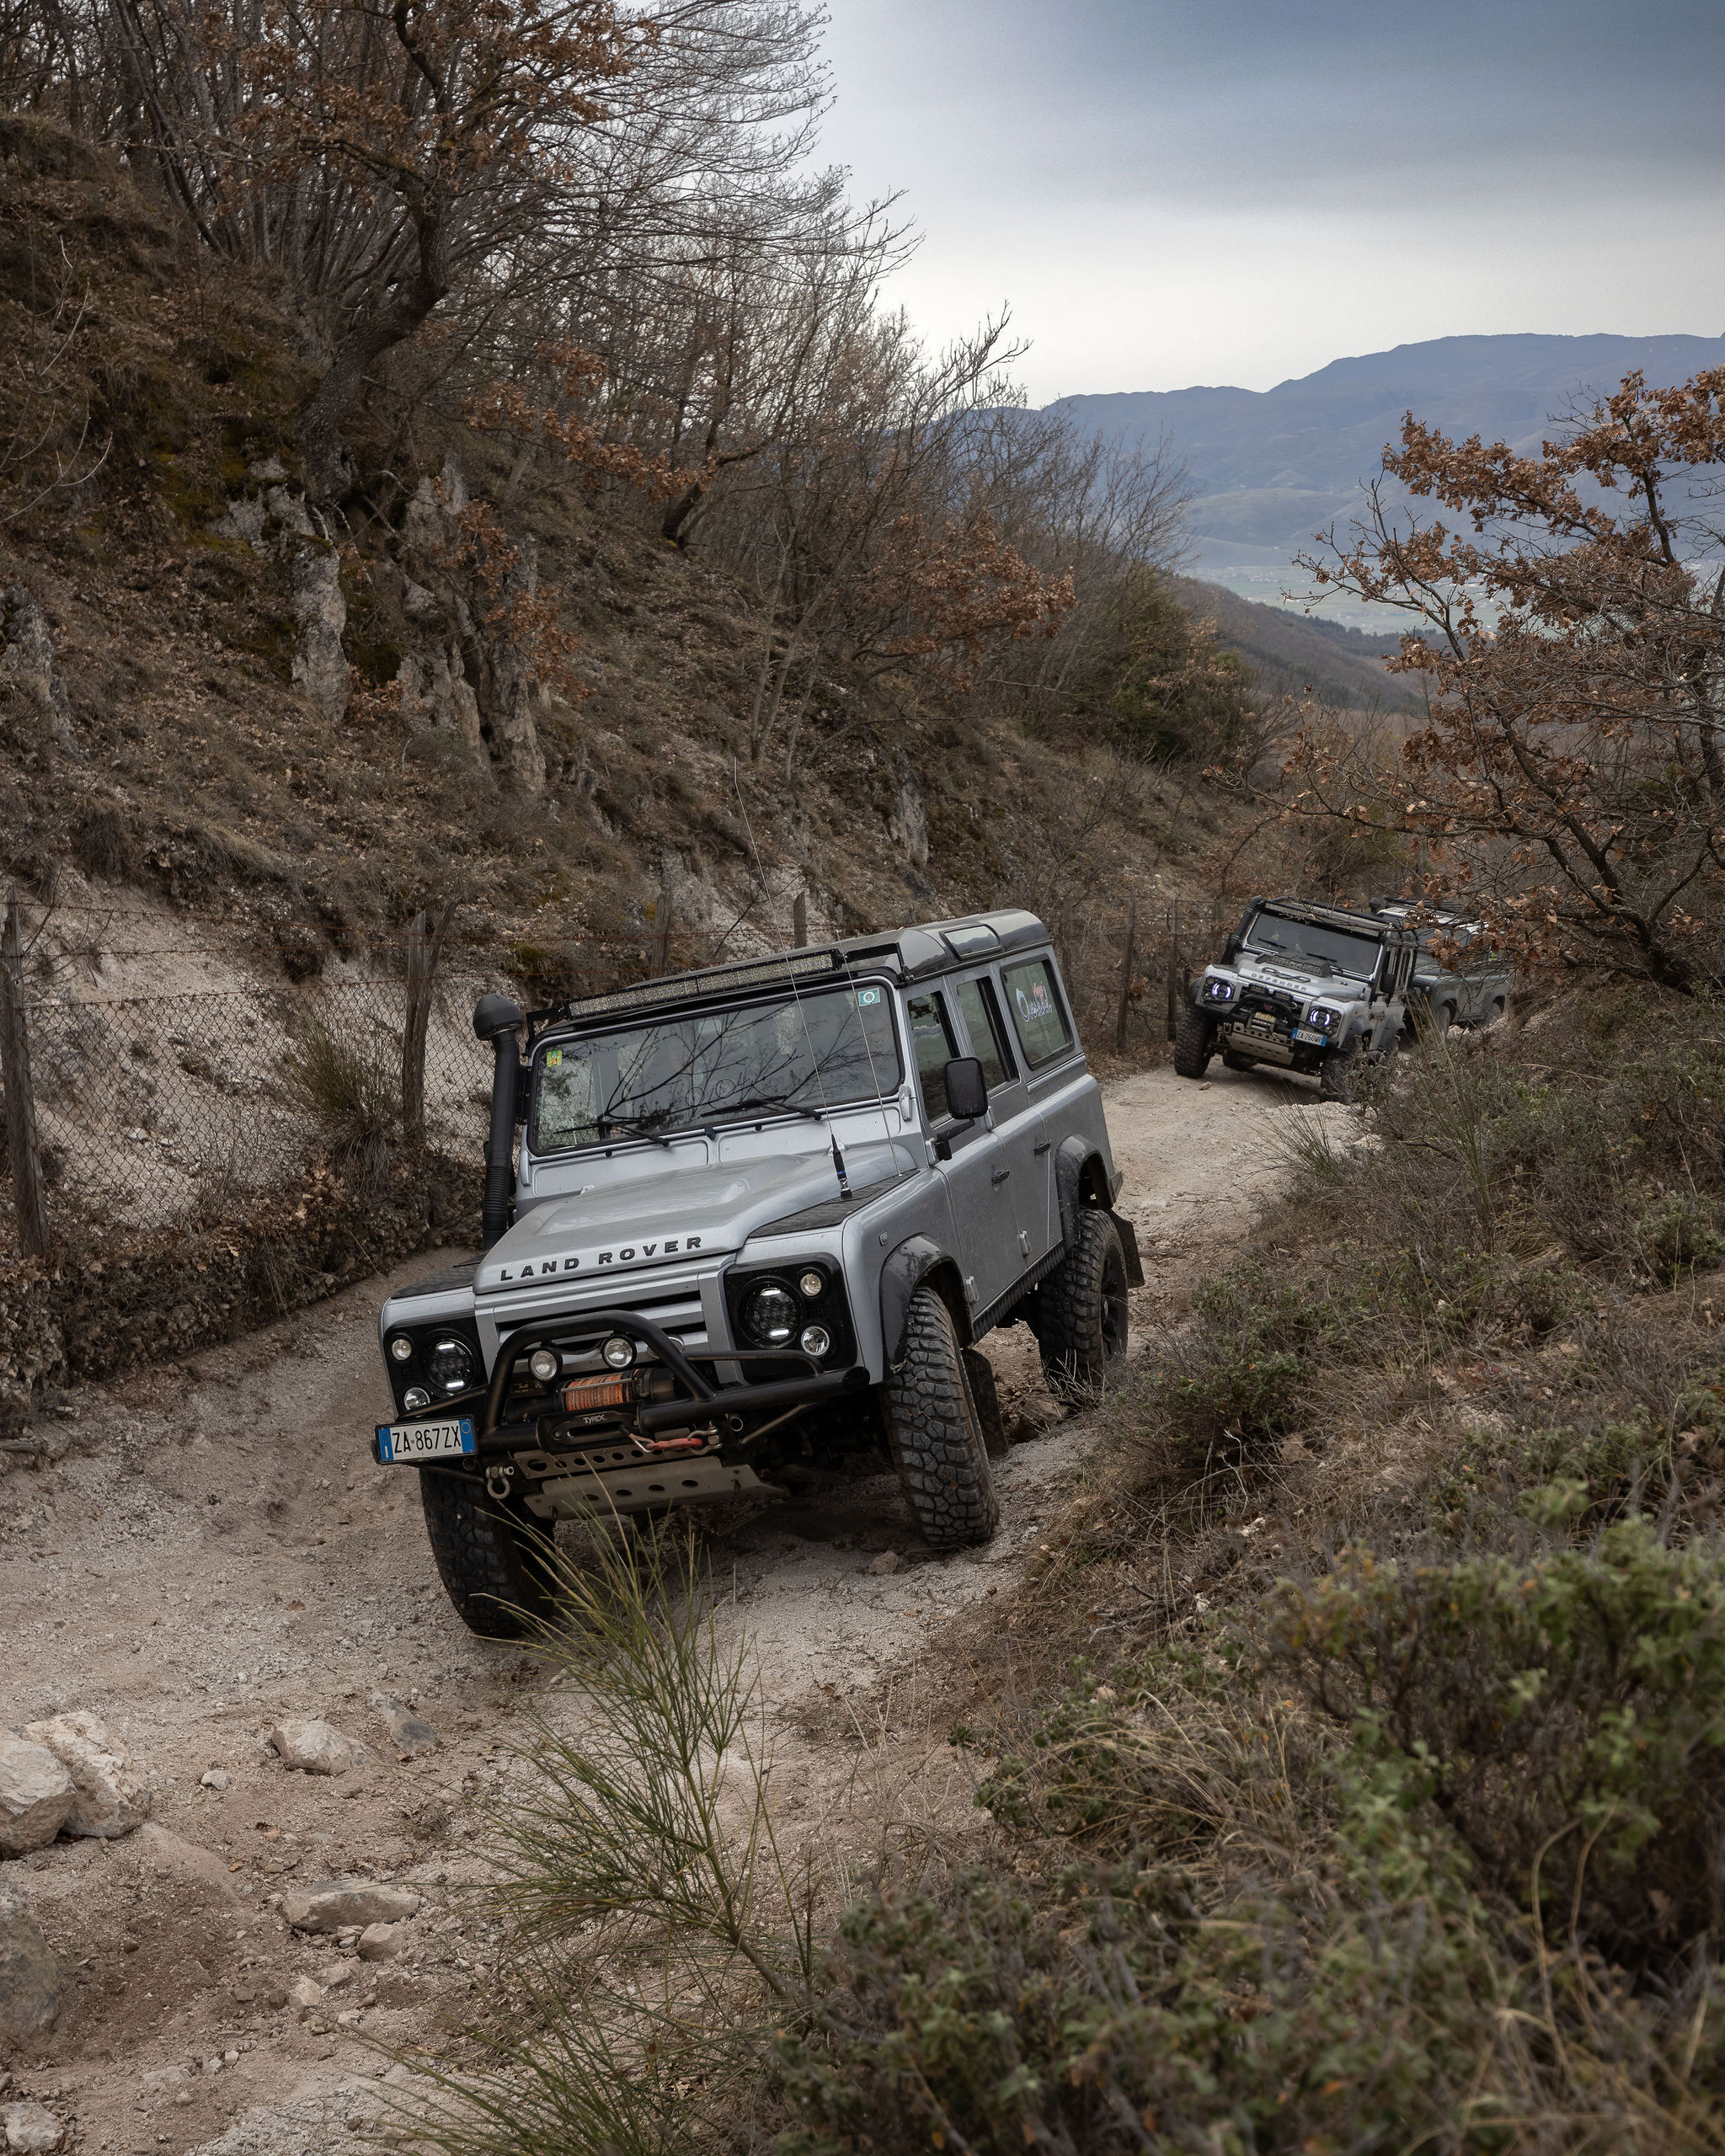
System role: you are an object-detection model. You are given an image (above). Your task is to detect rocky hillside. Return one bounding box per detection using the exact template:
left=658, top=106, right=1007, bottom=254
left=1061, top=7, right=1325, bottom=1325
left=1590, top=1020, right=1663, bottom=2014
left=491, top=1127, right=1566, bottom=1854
left=0, top=114, right=1247, bottom=1020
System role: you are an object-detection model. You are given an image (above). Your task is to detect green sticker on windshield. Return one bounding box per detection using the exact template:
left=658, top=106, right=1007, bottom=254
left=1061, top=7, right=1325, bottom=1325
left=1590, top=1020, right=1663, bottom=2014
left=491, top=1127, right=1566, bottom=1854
left=857, top=988, right=880, bottom=1006
left=545, top=1049, right=562, bottom=1066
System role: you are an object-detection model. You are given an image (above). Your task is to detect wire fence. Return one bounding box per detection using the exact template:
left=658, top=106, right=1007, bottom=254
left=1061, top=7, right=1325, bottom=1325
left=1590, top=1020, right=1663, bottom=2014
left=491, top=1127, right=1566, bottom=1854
left=0, top=925, right=500, bottom=1255
left=0, top=889, right=1199, bottom=1260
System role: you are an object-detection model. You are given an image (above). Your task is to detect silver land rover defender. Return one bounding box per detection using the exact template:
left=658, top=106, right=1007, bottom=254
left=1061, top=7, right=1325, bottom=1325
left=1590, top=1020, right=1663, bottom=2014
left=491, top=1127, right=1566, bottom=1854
left=372, top=910, right=1142, bottom=1636
left=1173, top=895, right=1419, bottom=1099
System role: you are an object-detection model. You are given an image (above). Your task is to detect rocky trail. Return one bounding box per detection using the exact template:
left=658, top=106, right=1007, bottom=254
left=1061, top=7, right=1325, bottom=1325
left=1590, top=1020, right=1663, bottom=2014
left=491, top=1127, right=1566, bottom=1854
left=0, top=1067, right=1348, bottom=2156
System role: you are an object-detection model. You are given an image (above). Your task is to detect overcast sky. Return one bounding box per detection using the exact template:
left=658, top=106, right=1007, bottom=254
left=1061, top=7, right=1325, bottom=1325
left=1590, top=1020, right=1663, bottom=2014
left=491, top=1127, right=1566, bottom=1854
left=817, top=0, right=1725, bottom=402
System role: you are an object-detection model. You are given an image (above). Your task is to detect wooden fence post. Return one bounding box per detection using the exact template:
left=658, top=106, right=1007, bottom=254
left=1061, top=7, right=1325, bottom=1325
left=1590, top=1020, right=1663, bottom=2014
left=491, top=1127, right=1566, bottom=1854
left=401, top=903, right=452, bottom=1150
left=1114, top=897, right=1137, bottom=1054
left=0, top=889, right=49, bottom=1255
left=649, top=880, right=675, bottom=977
left=793, top=890, right=809, bottom=947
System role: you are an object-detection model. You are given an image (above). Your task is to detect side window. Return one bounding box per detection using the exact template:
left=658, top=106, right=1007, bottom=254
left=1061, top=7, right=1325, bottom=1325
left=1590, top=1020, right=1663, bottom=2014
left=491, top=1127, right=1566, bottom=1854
left=954, top=976, right=1012, bottom=1091
left=905, top=993, right=957, bottom=1122
left=1000, top=958, right=1073, bottom=1070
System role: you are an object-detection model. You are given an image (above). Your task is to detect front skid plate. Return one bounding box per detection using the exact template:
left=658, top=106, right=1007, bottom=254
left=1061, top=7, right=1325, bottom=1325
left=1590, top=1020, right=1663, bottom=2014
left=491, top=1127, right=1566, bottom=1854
left=520, top=1453, right=778, bottom=1518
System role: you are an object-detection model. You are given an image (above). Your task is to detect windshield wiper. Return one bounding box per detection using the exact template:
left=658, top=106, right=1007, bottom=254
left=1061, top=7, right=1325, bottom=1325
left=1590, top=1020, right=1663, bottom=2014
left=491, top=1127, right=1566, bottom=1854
left=726, top=1092, right=827, bottom=1123
left=599, top=1113, right=676, bottom=1151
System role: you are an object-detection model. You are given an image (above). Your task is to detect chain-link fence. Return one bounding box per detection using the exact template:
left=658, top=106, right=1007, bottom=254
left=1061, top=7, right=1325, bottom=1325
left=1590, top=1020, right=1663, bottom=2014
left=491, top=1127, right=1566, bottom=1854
left=0, top=907, right=500, bottom=1254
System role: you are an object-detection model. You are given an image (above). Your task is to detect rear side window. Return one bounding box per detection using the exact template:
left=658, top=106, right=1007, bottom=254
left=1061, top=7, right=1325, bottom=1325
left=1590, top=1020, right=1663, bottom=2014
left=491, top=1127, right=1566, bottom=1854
left=905, top=993, right=957, bottom=1120
left=1001, top=958, right=1072, bottom=1068
left=954, top=977, right=1012, bottom=1091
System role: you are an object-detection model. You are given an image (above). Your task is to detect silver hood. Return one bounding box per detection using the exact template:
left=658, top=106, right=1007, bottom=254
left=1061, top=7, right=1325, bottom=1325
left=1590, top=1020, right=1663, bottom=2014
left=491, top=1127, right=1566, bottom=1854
left=475, top=1139, right=913, bottom=1299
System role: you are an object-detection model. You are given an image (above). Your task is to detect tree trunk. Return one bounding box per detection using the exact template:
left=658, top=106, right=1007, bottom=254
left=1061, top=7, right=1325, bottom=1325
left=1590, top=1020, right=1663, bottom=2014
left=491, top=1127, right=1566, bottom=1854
left=401, top=903, right=452, bottom=1150
left=296, top=218, right=451, bottom=500
left=0, top=890, right=49, bottom=1257
left=1114, top=898, right=1137, bottom=1054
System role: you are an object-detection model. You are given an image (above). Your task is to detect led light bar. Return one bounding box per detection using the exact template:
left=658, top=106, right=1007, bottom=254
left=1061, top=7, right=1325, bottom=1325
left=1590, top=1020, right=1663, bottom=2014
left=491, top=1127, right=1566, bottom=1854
left=561, top=947, right=842, bottom=1021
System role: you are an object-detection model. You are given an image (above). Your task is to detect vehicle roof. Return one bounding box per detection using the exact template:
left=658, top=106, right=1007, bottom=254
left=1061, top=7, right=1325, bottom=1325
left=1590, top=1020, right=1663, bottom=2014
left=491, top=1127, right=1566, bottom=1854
left=1253, top=894, right=1408, bottom=940
left=535, top=908, right=1052, bottom=1033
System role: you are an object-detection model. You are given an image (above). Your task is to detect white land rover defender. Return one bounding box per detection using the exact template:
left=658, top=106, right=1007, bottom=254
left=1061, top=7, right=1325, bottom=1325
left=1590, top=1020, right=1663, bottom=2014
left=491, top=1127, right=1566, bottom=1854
left=1174, top=895, right=1418, bottom=1099
left=371, top=910, right=1142, bottom=1635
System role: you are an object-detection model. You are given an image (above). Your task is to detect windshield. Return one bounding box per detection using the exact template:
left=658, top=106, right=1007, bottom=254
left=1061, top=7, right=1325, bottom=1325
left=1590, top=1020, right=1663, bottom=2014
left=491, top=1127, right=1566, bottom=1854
left=1244, top=915, right=1383, bottom=979
left=530, top=984, right=901, bottom=1153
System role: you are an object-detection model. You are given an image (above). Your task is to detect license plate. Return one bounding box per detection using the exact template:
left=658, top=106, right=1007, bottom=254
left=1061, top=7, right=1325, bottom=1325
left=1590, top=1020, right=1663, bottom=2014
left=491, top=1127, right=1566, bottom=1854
left=1293, top=1026, right=1326, bottom=1045
left=374, top=1417, right=476, bottom=1465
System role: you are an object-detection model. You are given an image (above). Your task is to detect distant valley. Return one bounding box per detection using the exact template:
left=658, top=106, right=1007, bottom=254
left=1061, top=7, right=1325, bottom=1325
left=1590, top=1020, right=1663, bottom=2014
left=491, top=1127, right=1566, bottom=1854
left=1056, top=331, right=1725, bottom=627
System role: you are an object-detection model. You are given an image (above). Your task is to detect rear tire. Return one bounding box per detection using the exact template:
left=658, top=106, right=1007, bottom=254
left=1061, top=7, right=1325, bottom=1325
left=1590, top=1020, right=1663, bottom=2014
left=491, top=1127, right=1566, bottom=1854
left=1173, top=1005, right=1215, bottom=1079
left=882, top=1288, right=1000, bottom=1550
left=420, top=1469, right=558, bottom=1638
left=1038, top=1210, right=1130, bottom=1401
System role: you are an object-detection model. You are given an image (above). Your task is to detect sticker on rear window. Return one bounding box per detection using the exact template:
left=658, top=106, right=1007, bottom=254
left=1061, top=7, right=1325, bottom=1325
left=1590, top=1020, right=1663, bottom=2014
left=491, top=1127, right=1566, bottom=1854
left=857, top=988, right=880, bottom=1006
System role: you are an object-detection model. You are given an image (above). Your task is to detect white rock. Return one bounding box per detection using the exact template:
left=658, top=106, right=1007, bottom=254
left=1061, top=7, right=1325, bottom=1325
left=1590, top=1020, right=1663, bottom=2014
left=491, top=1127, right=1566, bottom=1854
left=20, top=1712, right=150, bottom=1838
left=136, top=1822, right=241, bottom=1903
left=0, top=1737, right=73, bottom=1856
left=281, top=1877, right=421, bottom=1934
left=140, top=2068, right=190, bottom=2095
left=200, top=1769, right=231, bottom=1791
left=3, top=2100, right=64, bottom=2153
left=268, top=1721, right=373, bottom=1777
left=867, top=1550, right=902, bottom=1577
left=355, top=1922, right=403, bottom=1961
left=287, top=1975, right=322, bottom=2013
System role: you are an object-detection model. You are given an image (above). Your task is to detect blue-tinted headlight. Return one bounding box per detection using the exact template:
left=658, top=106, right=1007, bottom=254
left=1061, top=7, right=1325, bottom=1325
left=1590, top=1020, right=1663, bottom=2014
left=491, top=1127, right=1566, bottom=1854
left=1309, top=1006, right=1339, bottom=1031
left=1204, top=977, right=1236, bottom=1002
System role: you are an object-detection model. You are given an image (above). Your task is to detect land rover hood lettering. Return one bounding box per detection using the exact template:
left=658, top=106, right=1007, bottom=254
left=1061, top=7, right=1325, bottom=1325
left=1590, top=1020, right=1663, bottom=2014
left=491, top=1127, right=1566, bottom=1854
left=474, top=1139, right=915, bottom=1297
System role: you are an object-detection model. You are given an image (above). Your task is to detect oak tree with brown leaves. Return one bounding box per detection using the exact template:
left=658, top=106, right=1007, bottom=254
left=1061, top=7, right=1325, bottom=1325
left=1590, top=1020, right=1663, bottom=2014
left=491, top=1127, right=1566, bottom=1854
left=1300, top=368, right=1725, bottom=991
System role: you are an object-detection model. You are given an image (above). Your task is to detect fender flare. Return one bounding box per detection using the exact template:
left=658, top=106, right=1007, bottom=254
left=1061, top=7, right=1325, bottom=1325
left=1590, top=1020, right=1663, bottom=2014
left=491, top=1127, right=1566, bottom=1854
left=879, top=1235, right=969, bottom=1371
left=1053, top=1139, right=1144, bottom=1289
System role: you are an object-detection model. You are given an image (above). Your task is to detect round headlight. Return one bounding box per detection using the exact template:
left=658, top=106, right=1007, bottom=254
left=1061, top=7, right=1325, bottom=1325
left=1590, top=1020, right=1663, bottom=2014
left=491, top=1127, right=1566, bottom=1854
left=1204, top=978, right=1235, bottom=1002
left=743, top=1281, right=798, bottom=1347
left=426, top=1337, right=475, bottom=1394
left=388, top=1334, right=414, bottom=1364
left=403, top=1386, right=431, bottom=1412
left=798, top=1270, right=825, bottom=1300
left=529, top=1347, right=561, bottom=1384
left=601, top=1334, right=635, bottom=1370
left=1310, top=1006, right=1339, bottom=1031
left=798, top=1324, right=831, bottom=1358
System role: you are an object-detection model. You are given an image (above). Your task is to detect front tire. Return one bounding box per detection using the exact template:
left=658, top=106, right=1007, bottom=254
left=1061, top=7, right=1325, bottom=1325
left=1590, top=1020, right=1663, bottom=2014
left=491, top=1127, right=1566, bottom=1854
left=1173, top=1005, right=1215, bottom=1079
left=1038, top=1210, right=1130, bottom=1401
left=882, top=1287, right=1000, bottom=1550
left=1319, top=1042, right=1361, bottom=1102
left=420, top=1469, right=558, bottom=1638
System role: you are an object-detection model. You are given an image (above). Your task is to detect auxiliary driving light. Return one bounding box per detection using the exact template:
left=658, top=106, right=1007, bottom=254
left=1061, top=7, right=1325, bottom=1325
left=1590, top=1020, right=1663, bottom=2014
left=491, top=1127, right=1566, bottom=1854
left=403, top=1386, right=431, bottom=1412
left=528, top=1347, right=562, bottom=1384
left=798, top=1270, right=825, bottom=1299
left=798, top=1324, right=831, bottom=1358
left=388, top=1334, right=414, bottom=1363
left=601, top=1334, right=635, bottom=1370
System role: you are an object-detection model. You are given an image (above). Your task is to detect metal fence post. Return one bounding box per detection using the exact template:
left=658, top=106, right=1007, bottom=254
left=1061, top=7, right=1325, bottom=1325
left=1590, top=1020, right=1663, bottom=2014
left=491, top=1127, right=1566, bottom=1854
left=0, top=889, right=49, bottom=1255
left=401, top=904, right=451, bottom=1150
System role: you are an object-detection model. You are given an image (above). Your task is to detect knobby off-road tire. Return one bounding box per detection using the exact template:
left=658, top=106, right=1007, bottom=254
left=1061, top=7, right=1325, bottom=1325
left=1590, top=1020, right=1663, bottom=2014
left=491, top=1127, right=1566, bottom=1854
left=1038, top=1209, right=1130, bottom=1402
left=420, top=1469, right=558, bottom=1638
left=1172, top=1004, right=1215, bottom=1079
left=882, top=1287, right=1000, bottom=1550
left=1319, top=1041, right=1362, bottom=1102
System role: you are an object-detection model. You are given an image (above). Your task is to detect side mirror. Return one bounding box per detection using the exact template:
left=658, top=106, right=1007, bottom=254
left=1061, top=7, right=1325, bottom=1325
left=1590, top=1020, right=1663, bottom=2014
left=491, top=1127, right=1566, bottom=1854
left=943, top=1056, right=988, bottom=1122
left=473, top=992, right=523, bottom=1042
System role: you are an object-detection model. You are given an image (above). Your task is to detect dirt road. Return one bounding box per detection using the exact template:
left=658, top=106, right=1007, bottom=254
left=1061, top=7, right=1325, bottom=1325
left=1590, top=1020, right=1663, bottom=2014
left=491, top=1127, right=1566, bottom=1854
left=0, top=1065, right=1345, bottom=2156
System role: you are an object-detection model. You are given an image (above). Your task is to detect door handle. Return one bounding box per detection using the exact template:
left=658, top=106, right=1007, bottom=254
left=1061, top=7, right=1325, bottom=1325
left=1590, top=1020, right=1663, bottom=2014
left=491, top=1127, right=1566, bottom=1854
left=991, top=1166, right=1012, bottom=1185
left=1033, top=1141, right=1051, bottom=1155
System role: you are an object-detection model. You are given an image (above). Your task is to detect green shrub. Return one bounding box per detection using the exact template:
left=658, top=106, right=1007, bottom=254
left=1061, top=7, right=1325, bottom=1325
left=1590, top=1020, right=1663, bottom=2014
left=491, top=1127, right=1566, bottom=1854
left=282, top=1017, right=399, bottom=1187
left=1263, top=1521, right=1725, bottom=1968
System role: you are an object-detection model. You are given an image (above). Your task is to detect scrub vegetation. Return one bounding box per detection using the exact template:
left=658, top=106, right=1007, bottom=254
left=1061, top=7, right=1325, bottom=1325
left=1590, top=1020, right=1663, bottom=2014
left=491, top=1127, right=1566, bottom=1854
left=396, top=997, right=1725, bottom=2155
